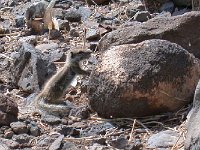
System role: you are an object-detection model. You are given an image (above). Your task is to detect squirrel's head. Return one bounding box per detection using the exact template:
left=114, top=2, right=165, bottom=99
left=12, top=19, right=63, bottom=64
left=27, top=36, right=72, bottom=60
left=69, top=49, right=92, bottom=63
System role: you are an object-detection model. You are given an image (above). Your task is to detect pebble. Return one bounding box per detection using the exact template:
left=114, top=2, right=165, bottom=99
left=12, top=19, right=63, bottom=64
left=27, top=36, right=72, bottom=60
left=10, top=122, right=28, bottom=134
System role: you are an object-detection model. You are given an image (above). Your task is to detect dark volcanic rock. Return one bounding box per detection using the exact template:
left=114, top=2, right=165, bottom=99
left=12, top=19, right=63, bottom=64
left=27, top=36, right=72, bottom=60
left=88, top=39, right=200, bottom=118
left=41, top=115, right=62, bottom=125
left=99, top=11, right=200, bottom=58
left=64, top=9, right=82, bottom=22
left=10, top=42, right=56, bottom=92
left=0, top=94, right=18, bottom=126
left=10, top=121, right=28, bottom=134
left=134, top=11, right=151, bottom=22
left=12, top=134, right=33, bottom=144
left=58, top=20, right=70, bottom=31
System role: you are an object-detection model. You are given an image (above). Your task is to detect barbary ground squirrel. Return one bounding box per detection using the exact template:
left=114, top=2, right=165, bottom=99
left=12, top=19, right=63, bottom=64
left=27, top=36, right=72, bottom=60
left=34, top=49, right=92, bottom=117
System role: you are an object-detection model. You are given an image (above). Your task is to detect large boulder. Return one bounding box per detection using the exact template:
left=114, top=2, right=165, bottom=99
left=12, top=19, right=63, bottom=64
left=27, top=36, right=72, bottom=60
left=0, top=94, right=18, bottom=126
left=99, top=11, right=200, bottom=58
left=10, top=43, right=56, bottom=93
left=88, top=39, right=200, bottom=118
left=185, top=80, right=200, bottom=150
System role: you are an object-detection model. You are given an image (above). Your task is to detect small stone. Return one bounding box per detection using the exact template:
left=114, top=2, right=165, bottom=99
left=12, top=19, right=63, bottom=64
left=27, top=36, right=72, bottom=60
left=49, top=135, right=64, bottom=150
left=15, top=15, right=25, bottom=27
left=70, top=29, right=79, bottom=37
left=81, top=122, right=114, bottom=137
left=61, top=119, right=68, bottom=125
left=126, top=3, right=145, bottom=18
left=10, top=122, right=28, bottom=134
left=64, top=10, right=82, bottom=22
left=41, top=115, right=61, bottom=125
left=29, top=124, right=40, bottom=137
left=108, top=136, right=128, bottom=149
left=50, top=30, right=62, bottom=40
left=69, top=106, right=91, bottom=119
left=58, top=20, right=70, bottom=31
left=61, top=141, right=79, bottom=150
left=0, top=137, right=19, bottom=149
left=45, top=49, right=66, bottom=62
left=134, top=11, right=151, bottom=22
left=37, top=134, right=60, bottom=147
left=12, top=134, right=33, bottom=144
left=4, top=130, right=14, bottom=139
left=0, top=94, right=18, bottom=126
left=86, top=28, right=100, bottom=41
left=78, top=6, right=92, bottom=21
left=89, top=41, right=98, bottom=51
left=53, top=125, right=80, bottom=137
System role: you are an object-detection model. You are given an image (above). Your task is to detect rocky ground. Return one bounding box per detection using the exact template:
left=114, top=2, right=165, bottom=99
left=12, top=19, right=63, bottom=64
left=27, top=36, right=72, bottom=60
left=0, top=0, right=198, bottom=149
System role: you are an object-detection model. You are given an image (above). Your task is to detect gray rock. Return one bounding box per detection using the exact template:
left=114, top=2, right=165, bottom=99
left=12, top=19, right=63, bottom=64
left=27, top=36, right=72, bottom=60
left=58, top=20, right=70, bottom=31
left=0, top=137, right=19, bottom=149
left=0, top=94, right=18, bottom=126
left=29, top=123, right=40, bottom=137
left=69, top=105, right=91, bottom=119
left=160, top=1, right=174, bottom=13
left=99, top=12, right=200, bottom=59
left=64, top=9, right=82, bottom=22
left=53, top=125, right=80, bottom=137
left=126, top=2, right=145, bottom=18
left=15, top=15, right=25, bottom=27
left=81, top=122, right=114, bottom=137
left=18, top=36, right=37, bottom=46
left=108, top=136, right=128, bottom=149
left=44, top=49, right=66, bottom=62
left=4, top=129, right=14, bottom=139
left=88, top=143, right=115, bottom=150
left=185, top=80, right=200, bottom=150
left=88, top=39, right=200, bottom=118
left=35, top=134, right=62, bottom=149
left=147, top=130, right=183, bottom=149
left=12, top=134, right=33, bottom=144
left=78, top=6, right=92, bottom=21
left=86, top=28, right=100, bottom=41
left=134, top=11, right=151, bottom=22
left=70, top=29, right=79, bottom=37
left=61, top=141, right=79, bottom=150
left=10, top=122, right=28, bottom=134
left=49, top=135, right=64, bottom=150
left=50, top=30, right=62, bottom=40
left=10, top=42, right=56, bottom=92
left=41, top=115, right=62, bottom=125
